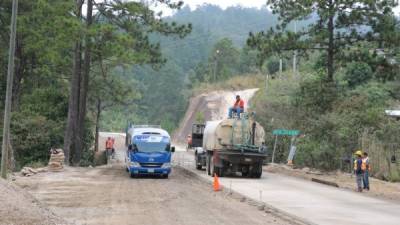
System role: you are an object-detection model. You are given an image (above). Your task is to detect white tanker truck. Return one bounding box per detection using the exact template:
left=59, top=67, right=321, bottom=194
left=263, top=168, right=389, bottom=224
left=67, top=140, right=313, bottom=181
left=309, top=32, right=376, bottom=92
left=196, top=114, right=267, bottom=178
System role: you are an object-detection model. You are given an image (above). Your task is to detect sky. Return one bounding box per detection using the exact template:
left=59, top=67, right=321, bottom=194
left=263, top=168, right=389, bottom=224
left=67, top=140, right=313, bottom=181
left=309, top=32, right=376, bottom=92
left=157, top=0, right=400, bottom=17
left=179, top=0, right=268, bottom=9
left=156, top=0, right=267, bottom=16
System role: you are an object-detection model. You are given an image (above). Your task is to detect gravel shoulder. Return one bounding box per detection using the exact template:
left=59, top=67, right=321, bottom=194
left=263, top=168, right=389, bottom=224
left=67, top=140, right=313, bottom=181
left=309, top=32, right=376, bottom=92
left=13, top=163, right=292, bottom=225
left=0, top=177, right=68, bottom=225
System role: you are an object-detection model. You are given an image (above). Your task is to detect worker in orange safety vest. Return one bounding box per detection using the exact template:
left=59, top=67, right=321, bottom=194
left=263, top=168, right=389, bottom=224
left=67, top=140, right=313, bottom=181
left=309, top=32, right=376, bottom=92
left=362, top=152, right=370, bottom=191
left=106, top=137, right=115, bottom=159
left=228, top=95, right=245, bottom=118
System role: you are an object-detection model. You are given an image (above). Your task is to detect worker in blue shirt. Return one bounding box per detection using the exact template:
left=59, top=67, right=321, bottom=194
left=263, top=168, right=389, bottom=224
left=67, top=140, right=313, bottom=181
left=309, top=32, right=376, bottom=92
left=353, top=150, right=364, bottom=192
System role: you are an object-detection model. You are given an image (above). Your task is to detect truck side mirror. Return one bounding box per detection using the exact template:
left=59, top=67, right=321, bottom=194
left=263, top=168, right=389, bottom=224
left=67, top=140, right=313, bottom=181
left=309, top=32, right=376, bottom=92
left=171, top=146, right=175, bottom=152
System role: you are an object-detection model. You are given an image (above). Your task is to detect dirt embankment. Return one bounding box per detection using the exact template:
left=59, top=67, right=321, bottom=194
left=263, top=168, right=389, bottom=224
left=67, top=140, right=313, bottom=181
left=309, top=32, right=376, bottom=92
left=173, top=88, right=259, bottom=143
left=0, top=178, right=68, bottom=225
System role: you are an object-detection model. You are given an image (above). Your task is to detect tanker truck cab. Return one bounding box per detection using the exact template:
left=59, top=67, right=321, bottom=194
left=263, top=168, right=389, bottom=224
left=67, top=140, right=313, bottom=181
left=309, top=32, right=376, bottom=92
left=125, top=126, right=175, bottom=178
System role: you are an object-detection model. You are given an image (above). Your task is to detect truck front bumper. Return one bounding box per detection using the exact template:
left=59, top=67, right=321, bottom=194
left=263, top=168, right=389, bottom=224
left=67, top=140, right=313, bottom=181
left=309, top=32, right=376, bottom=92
left=213, top=150, right=267, bottom=166
left=129, top=167, right=171, bottom=175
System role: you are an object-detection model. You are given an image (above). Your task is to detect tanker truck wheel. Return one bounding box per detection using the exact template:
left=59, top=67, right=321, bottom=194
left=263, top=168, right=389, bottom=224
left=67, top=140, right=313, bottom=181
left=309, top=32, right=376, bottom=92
left=209, top=155, right=215, bottom=176
left=206, top=154, right=211, bottom=176
left=209, top=156, right=224, bottom=177
left=251, top=164, right=263, bottom=178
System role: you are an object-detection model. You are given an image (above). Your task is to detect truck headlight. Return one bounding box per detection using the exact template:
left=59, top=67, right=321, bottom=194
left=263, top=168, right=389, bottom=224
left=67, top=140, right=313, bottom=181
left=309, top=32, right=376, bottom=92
left=196, top=147, right=204, bottom=154
left=130, top=161, right=140, bottom=167
left=161, top=163, right=171, bottom=168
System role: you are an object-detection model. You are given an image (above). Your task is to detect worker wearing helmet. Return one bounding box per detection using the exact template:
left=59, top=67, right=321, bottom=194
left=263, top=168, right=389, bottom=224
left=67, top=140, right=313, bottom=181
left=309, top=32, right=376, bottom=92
left=362, top=152, right=370, bottom=191
left=353, top=150, right=364, bottom=192
left=228, top=95, right=245, bottom=118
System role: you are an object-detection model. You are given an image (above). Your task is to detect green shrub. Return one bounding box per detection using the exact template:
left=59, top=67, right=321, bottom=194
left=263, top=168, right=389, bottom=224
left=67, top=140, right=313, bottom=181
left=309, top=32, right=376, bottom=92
left=344, top=62, right=373, bottom=88
left=266, top=57, right=286, bottom=75
left=11, top=114, right=64, bottom=168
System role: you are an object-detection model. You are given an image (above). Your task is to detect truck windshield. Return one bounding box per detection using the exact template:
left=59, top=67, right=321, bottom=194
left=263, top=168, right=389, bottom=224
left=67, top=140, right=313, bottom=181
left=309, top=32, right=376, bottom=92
left=133, top=135, right=170, bottom=153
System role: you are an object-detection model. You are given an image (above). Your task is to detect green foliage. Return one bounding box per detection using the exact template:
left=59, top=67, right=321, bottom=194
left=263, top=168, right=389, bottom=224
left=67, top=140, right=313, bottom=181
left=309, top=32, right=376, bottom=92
left=252, top=66, right=397, bottom=172
left=11, top=114, right=63, bottom=168
left=292, top=73, right=338, bottom=115
left=266, top=57, right=286, bottom=75
left=195, top=112, right=205, bottom=123
left=248, top=0, right=399, bottom=80
left=103, top=5, right=281, bottom=132
left=132, top=62, right=188, bottom=131
left=1, top=0, right=192, bottom=167
left=211, top=38, right=240, bottom=81
left=344, top=62, right=373, bottom=88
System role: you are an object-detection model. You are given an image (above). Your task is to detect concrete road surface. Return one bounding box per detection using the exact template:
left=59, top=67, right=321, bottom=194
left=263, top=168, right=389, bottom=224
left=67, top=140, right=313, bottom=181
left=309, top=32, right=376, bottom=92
left=174, top=149, right=400, bottom=225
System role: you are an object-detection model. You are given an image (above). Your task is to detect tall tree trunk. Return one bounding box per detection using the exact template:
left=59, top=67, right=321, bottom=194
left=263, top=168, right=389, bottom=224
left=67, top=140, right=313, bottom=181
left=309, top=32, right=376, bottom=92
left=64, top=0, right=83, bottom=165
left=94, top=98, right=101, bottom=152
left=7, top=138, right=15, bottom=172
left=73, top=0, right=93, bottom=165
left=11, top=38, right=22, bottom=111
left=327, top=1, right=335, bottom=82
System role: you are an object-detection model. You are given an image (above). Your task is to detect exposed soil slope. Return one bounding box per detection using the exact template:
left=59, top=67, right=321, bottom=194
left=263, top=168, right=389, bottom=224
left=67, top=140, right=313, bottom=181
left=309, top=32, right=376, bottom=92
left=173, top=88, right=258, bottom=143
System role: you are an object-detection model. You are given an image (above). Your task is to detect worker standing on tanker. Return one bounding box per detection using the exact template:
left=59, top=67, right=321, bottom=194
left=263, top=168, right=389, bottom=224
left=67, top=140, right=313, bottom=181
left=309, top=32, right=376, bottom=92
left=362, top=152, right=370, bottom=191
left=354, top=150, right=364, bottom=192
left=228, top=95, right=245, bottom=118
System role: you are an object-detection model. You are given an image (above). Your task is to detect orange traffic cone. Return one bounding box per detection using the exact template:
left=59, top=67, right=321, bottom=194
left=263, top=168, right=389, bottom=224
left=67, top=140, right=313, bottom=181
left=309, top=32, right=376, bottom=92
left=213, top=173, right=221, bottom=191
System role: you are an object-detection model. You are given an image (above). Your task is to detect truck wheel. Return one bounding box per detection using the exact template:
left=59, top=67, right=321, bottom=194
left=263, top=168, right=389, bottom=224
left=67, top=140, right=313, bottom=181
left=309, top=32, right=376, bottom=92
left=130, top=173, right=136, bottom=178
left=210, top=155, right=215, bottom=177
left=206, top=154, right=211, bottom=176
left=195, top=155, right=202, bottom=170
left=242, top=166, right=250, bottom=177
left=253, top=171, right=262, bottom=178
left=251, top=164, right=263, bottom=178
left=215, top=167, right=224, bottom=177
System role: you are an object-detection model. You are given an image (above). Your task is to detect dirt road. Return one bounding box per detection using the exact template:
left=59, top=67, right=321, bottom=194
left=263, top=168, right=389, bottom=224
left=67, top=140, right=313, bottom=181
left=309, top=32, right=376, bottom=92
left=173, top=88, right=258, bottom=143
left=176, top=150, right=400, bottom=225
left=0, top=178, right=68, bottom=225
left=14, top=149, right=292, bottom=225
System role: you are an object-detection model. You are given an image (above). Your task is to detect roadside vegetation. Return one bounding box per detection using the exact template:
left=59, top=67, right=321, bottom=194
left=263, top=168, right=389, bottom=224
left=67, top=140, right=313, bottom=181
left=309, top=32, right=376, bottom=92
left=247, top=0, right=400, bottom=181
left=0, top=1, right=191, bottom=168
left=1, top=1, right=400, bottom=182
left=185, top=1, right=400, bottom=181
left=0, top=4, right=277, bottom=169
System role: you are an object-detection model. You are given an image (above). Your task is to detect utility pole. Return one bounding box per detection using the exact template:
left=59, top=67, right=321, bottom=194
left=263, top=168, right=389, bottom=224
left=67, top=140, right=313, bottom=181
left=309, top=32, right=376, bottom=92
left=293, top=21, right=297, bottom=78
left=213, top=50, right=220, bottom=82
left=1, top=0, right=18, bottom=179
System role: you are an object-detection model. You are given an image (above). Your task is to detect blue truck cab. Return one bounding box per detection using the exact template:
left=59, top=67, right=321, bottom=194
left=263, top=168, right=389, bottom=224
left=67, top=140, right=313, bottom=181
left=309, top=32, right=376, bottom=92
left=125, top=125, right=175, bottom=178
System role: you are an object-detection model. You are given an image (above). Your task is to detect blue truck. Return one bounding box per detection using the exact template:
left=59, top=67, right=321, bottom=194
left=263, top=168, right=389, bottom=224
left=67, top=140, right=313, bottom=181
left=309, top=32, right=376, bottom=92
left=125, top=125, right=175, bottom=178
